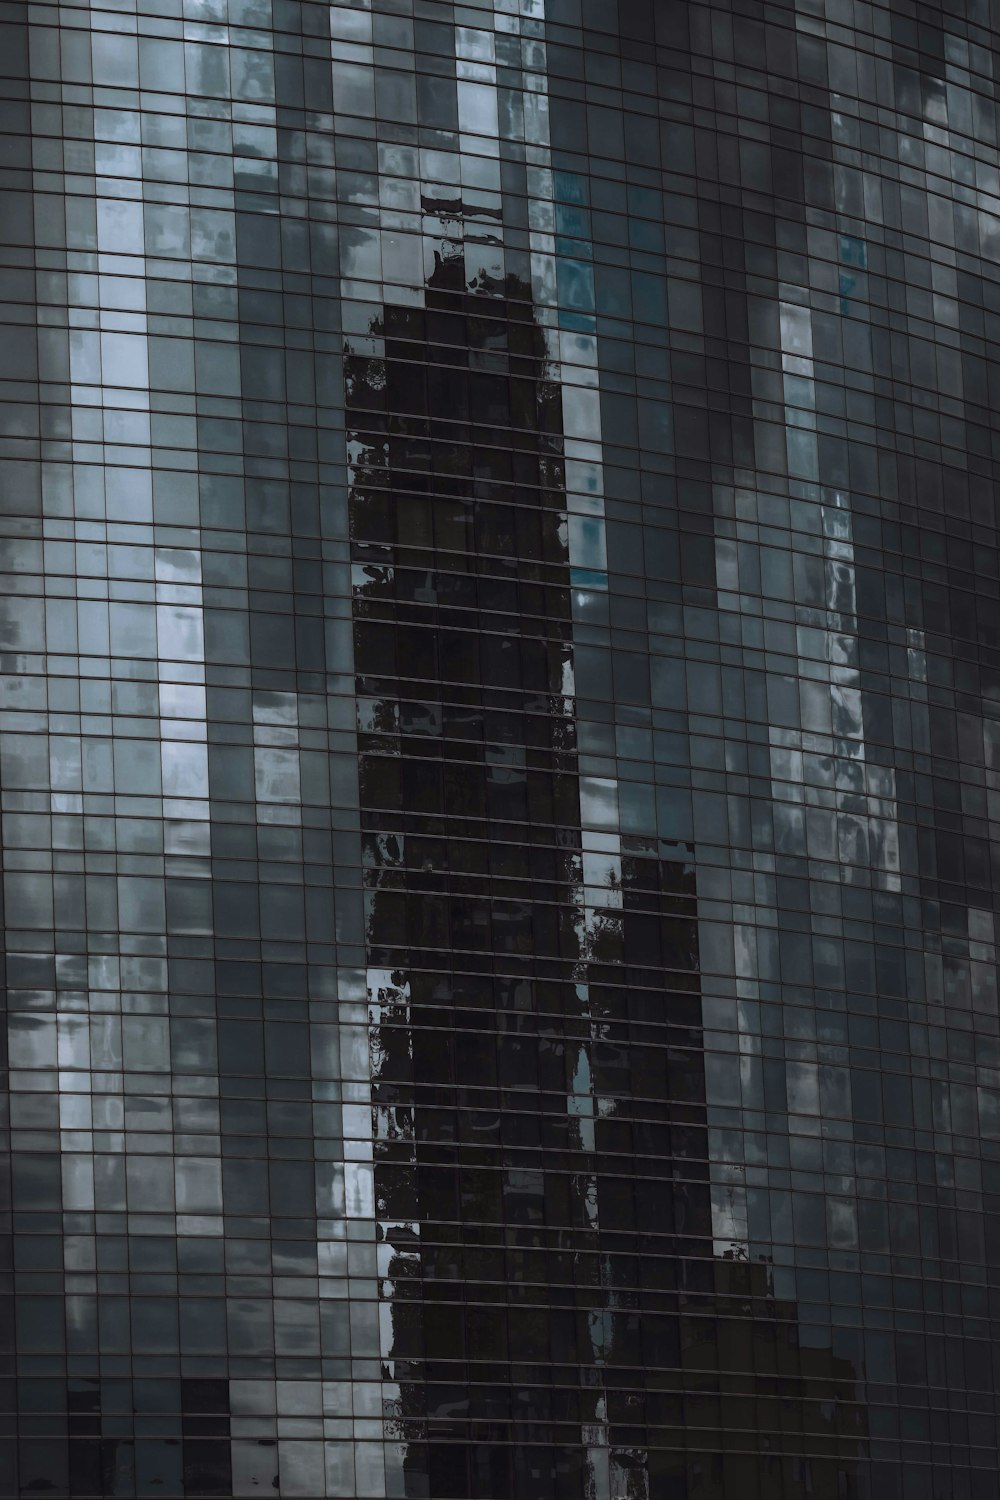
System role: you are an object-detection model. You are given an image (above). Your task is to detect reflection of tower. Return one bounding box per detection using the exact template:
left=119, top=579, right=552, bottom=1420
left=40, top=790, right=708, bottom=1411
left=679, top=1259, right=868, bottom=1500
left=347, top=258, right=869, bottom=1496
left=347, top=256, right=595, bottom=1495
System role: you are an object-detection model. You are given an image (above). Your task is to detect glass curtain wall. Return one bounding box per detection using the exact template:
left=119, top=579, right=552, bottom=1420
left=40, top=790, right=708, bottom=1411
left=2, top=1, right=1000, bottom=1498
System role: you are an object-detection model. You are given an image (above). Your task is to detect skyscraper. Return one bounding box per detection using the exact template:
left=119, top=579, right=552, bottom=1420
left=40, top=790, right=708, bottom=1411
left=3, top=0, right=1000, bottom=1495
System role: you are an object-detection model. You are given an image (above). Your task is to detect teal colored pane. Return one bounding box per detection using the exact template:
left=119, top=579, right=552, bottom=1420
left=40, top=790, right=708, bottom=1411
left=559, top=309, right=597, bottom=332
left=840, top=234, right=867, bottom=267
left=570, top=566, right=609, bottom=589
left=557, top=256, right=596, bottom=315
left=555, top=202, right=592, bottom=242
left=556, top=233, right=593, bottom=260
left=554, top=169, right=588, bottom=204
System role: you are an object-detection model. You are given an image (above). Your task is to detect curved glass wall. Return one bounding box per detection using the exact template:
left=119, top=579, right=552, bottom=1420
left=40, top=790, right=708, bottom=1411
left=3, top=1, right=1000, bottom=1497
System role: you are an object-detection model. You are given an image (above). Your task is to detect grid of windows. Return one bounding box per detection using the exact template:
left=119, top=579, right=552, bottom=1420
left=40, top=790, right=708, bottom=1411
left=3, top=0, right=1000, bottom=1496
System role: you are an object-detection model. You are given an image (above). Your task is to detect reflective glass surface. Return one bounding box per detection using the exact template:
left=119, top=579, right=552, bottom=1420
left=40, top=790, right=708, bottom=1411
left=3, top=0, right=1000, bottom=1495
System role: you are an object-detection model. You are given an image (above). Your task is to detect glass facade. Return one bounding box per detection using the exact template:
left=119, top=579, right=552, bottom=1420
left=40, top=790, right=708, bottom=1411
left=3, top=0, right=1000, bottom=1495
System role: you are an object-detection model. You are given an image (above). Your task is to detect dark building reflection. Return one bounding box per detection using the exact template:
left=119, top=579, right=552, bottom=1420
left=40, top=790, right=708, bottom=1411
left=3, top=1, right=997, bottom=1494
left=347, top=259, right=868, bottom=1498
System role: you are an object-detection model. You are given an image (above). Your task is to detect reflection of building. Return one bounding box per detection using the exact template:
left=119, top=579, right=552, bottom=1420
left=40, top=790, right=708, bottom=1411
left=3, top=1, right=1000, bottom=1496
left=345, top=261, right=867, bottom=1495
left=675, top=1258, right=869, bottom=1500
